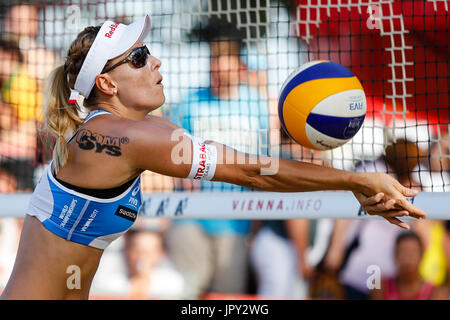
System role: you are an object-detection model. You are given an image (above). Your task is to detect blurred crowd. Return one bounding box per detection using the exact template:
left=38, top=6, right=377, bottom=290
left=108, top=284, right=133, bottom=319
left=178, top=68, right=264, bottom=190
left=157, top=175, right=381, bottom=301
left=0, top=2, right=449, bottom=300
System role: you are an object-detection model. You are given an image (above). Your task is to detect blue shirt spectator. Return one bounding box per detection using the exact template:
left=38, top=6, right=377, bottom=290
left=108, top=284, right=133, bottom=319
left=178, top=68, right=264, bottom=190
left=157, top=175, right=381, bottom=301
left=169, top=85, right=269, bottom=235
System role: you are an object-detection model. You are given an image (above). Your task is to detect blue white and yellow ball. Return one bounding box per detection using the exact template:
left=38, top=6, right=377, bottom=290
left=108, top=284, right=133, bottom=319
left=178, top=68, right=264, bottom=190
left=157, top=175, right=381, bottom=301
left=278, top=60, right=367, bottom=150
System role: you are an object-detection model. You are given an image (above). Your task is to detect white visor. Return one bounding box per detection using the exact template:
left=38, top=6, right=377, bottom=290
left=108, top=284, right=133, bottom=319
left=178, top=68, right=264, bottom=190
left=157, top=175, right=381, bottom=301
left=68, top=15, right=151, bottom=103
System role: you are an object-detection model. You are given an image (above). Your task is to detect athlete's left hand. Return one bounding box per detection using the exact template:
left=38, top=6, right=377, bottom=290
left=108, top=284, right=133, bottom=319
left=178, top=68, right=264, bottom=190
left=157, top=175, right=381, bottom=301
left=353, top=174, right=426, bottom=230
left=353, top=192, right=408, bottom=229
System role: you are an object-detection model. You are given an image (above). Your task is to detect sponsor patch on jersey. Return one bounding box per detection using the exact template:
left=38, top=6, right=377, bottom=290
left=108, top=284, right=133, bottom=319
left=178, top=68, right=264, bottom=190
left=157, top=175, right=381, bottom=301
left=114, top=205, right=138, bottom=222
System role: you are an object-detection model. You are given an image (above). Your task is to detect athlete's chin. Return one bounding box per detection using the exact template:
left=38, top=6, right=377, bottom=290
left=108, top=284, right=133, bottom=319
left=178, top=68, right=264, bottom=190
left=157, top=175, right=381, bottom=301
left=148, top=94, right=165, bottom=111
left=144, top=87, right=165, bottom=107
left=159, top=92, right=166, bottom=105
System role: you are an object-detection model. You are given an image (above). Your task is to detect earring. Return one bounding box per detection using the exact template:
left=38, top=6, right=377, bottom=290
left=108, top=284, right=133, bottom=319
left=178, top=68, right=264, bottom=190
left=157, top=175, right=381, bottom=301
left=113, top=89, right=118, bottom=95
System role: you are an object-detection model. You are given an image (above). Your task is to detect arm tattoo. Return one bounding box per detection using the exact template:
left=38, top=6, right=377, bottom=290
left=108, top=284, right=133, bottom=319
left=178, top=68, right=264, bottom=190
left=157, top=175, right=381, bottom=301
left=75, top=129, right=129, bottom=157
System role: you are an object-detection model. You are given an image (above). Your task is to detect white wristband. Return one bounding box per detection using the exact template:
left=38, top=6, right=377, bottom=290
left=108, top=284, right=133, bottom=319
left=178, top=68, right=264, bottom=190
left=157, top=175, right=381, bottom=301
left=185, top=133, right=217, bottom=181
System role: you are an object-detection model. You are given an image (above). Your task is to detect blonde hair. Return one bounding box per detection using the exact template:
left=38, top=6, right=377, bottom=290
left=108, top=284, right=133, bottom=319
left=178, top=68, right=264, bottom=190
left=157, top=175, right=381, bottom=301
left=45, top=26, right=105, bottom=173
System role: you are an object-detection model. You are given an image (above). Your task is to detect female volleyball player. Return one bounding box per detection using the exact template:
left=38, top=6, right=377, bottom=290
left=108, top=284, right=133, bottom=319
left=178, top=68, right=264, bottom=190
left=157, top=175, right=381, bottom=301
left=0, top=16, right=426, bottom=299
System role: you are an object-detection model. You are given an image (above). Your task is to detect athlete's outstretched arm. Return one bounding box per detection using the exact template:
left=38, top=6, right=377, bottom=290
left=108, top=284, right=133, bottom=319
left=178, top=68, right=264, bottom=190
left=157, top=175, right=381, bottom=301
left=129, top=120, right=426, bottom=229
left=209, top=141, right=425, bottom=229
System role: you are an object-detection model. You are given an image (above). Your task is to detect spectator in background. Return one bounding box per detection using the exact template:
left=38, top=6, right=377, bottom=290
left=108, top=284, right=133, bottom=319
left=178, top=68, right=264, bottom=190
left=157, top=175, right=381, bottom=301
left=438, top=132, right=450, bottom=291
left=0, top=39, right=21, bottom=132
left=165, top=17, right=271, bottom=299
left=1, top=3, right=59, bottom=189
left=1, top=5, right=39, bottom=191
left=3, top=3, right=57, bottom=81
left=0, top=38, right=36, bottom=191
left=250, top=219, right=313, bottom=299
left=0, top=167, right=16, bottom=193
left=371, top=231, right=447, bottom=300
left=384, top=137, right=448, bottom=292
left=445, top=221, right=450, bottom=294
left=310, top=218, right=347, bottom=300
left=90, top=220, right=184, bottom=299
left=0, top=167, right=21, bottom=289
left=330, top=138, right=426, bottom=300
left=250, top=133, right=327, bottom=299
left=410, top=131, right=450, bottom=288
left=123, top=228, right=184, bottom=299
left=412, top=129, right=450, bottom=192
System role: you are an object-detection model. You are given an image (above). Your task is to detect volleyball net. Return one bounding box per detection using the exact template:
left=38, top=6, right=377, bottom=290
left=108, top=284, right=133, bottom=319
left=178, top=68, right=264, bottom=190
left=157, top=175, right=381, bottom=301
left=0, top=0, right=448, bottom=219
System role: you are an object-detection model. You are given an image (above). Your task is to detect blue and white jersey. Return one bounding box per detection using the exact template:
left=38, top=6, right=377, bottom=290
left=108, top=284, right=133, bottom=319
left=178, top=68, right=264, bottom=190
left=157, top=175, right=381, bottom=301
left=27, top=110, right=143, bottom=249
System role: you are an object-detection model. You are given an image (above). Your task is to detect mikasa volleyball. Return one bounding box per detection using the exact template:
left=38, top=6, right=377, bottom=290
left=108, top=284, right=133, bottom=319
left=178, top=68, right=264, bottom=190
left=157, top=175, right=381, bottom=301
left=278, top=60, right=367, bottom=150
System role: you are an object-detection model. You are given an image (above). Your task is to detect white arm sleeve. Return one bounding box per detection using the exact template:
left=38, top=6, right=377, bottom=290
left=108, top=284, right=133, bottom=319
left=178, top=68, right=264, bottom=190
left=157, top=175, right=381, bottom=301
left=184, top=133, right=217, bottom=181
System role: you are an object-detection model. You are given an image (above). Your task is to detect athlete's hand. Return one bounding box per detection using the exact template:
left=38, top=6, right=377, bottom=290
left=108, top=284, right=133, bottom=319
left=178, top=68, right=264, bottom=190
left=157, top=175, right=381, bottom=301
left=353, top=191, right=411, bottom=229
left=353, top=173, right=427, bottom=229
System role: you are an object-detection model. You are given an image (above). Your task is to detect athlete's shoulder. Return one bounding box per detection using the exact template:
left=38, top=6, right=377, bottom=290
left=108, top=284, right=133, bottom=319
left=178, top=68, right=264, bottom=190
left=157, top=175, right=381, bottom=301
left=143, top=114, right=182, bottom=130
left=123, top=115, right=187, bottom=150
left=76, top=112, right=186, bottom=152
left=84, top=112, right=181, bottom=133
left=120, top=115, right=192, bottom=176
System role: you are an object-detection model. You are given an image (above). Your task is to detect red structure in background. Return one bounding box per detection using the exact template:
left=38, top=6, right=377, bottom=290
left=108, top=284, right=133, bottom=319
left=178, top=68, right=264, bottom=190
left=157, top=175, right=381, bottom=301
left=293, top=0, right=449, bottom=133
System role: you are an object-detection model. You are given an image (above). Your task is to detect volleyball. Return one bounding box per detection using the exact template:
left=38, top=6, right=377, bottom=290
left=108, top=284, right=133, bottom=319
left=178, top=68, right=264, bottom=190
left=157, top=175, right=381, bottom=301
left=278, top=60, right=367, bottom=150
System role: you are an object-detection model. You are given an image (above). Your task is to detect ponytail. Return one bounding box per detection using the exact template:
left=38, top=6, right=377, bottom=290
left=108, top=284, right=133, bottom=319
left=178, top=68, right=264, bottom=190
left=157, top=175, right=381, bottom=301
left=45, top=25, right=102, bottom=173
left=45, top=65, right=83, bottom=174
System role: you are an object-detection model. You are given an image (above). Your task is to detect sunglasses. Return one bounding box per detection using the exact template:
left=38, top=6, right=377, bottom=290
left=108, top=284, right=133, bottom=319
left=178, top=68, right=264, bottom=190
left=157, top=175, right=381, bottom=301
left=102, top=45, right=150, bottom=73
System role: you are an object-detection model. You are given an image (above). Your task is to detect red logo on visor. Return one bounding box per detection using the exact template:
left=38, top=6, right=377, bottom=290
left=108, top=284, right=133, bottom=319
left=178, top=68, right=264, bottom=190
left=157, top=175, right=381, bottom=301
left=105, top=22, right=119, bottom=38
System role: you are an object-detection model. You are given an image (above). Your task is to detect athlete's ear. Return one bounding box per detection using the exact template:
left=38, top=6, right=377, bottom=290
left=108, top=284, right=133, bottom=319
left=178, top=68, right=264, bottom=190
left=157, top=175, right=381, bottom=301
left=95, top=73, right=118, bottom=97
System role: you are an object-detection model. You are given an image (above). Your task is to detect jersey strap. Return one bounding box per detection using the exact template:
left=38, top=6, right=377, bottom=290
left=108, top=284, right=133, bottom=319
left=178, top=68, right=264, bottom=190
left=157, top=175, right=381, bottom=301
left=67, top=109, right=111, bottom=143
